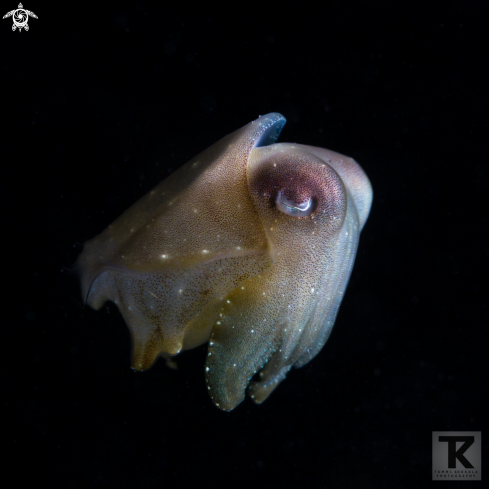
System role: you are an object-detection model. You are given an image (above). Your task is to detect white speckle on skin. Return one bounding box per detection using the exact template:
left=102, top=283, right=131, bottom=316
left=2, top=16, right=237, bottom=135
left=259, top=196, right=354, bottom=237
left=202, top=250, right=209, bottom=254
left=161, top=254, right=169, bottom=259
left=311, top=287, right=315, bottom=293
left=206, top=367, right=209, bottom=372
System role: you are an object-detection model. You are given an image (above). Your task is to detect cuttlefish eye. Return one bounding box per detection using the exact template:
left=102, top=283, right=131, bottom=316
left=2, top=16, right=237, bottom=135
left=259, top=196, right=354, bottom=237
left=275, top=190, right=316, bottom=217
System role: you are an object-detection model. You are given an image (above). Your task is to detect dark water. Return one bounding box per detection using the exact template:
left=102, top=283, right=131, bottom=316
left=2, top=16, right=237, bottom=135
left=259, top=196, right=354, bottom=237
left=2, top=2, right=487, bottom=487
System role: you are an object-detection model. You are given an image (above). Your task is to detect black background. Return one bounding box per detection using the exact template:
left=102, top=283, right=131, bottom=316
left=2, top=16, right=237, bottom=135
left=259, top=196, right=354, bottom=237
left=3, top=1, right=488, bottom=487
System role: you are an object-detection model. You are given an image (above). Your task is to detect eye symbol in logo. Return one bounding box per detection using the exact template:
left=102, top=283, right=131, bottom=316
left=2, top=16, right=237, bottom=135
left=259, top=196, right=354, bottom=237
left=3, top=3, right=38, bottom=32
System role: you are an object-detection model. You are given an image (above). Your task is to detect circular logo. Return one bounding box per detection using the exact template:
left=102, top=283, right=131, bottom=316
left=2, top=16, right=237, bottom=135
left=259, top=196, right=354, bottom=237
left=12, top=9, right=28, bottom=29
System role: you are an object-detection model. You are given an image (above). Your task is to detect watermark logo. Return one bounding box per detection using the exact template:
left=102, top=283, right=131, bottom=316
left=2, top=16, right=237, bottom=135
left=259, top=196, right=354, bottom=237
left=3, top=3, right=38, bottom=32
left=433, top=431, right=481, bottom=481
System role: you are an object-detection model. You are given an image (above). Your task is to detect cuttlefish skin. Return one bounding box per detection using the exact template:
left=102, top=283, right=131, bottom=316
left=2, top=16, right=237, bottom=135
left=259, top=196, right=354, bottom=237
left=77, top=113, right=372, bottom=411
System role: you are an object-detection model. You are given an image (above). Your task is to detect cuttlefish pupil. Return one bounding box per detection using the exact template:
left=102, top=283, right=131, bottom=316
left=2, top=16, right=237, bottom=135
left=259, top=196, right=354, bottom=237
left=276, top=190, right=315, bottom=217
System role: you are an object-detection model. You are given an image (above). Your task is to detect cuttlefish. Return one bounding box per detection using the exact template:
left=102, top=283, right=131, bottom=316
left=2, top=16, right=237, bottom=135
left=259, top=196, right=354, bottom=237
left=77, top=113, right=372, bottom=411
